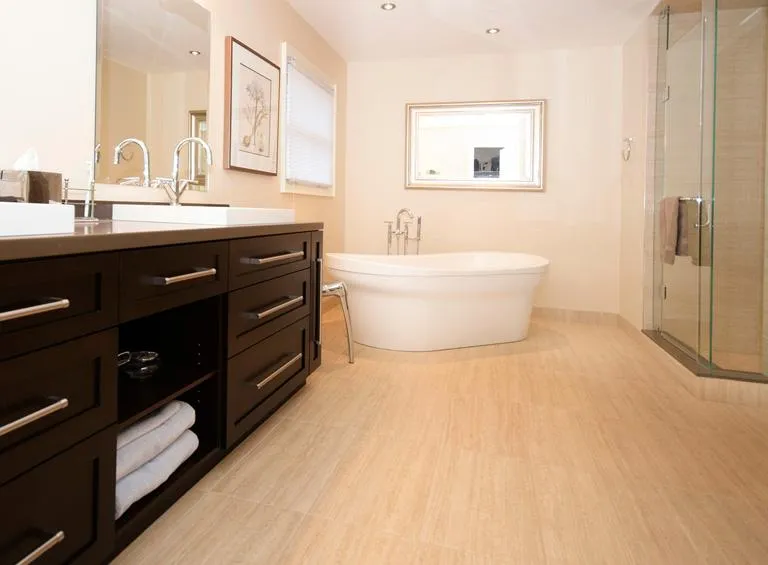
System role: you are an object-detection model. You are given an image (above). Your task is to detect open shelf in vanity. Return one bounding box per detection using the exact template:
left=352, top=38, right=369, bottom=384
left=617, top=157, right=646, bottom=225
left=116, top=375, right=223, bottom=549
left=0, top=224, right=323, bottom=565
left=117, top=296, right=222, bottom=428
left=114, top=290, right=226, bottom=550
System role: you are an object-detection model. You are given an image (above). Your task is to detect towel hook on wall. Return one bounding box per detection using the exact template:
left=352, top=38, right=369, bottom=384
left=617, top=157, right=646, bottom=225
left=622, top=137, right=634, bottom=162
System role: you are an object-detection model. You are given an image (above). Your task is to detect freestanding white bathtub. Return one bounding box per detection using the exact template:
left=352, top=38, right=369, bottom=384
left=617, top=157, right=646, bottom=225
left=326, top=252, right=549, bottom=352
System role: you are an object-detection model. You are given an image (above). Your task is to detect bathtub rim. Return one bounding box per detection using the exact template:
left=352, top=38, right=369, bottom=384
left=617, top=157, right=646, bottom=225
left=326, top=251, right=550, bottom=277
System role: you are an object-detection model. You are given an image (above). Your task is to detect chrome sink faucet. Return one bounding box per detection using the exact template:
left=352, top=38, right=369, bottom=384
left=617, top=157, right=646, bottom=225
left=113, top=138, right=151, bottom=187
left=159, top=137, right=213, bottom=206
left=386, top=208, right=423, bottom=255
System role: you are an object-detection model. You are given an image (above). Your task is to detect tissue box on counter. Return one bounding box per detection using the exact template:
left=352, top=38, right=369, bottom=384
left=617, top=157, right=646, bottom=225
left=0, top=170, right=63, bottom=203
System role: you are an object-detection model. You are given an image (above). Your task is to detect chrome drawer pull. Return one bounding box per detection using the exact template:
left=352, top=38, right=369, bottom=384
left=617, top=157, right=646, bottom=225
left=0, top=298, right=70, bottom=323
left=14, top=530, right=65, bottom=565
left=156, top=268, right=217, bottom=286
left=241, top=250, right=304, bottom=265
left=251, top=353, right=303, bottom=390
left=0, top=398, right=69, bottom=438
left=253, top=296, right=304, bottom=320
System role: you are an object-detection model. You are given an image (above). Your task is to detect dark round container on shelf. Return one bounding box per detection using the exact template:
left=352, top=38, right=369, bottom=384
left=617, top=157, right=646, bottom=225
left=117, top=351, right=161, bottom=380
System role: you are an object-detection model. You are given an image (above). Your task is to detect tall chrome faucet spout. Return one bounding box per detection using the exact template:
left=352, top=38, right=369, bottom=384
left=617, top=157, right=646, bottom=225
left=395, top=208, right=415, bottom=232
left=388, top=208, right=421, bottom=256
left=168, top=137, right=213, bottom=205
left=113, top=138, right=151, bottom=187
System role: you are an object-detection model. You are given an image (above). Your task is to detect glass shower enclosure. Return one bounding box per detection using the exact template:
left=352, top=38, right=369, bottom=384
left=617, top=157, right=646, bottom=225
left=652, top=0, right=768, bottom=380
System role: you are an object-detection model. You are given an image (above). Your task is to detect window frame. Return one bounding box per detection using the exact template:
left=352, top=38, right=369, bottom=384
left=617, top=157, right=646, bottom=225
left=279, top=42, right=338, bottom=198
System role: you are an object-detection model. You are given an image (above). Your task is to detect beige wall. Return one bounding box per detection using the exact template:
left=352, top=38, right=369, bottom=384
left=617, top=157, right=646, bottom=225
left=99, top=58, right=148, bottom=183
left=345, top=48, right=623, bottom=313
left=620, top=21, right=652, bottom=329
left=195, top=0, right=347, bottom=255
left=0, top=0, right=97, bottom=189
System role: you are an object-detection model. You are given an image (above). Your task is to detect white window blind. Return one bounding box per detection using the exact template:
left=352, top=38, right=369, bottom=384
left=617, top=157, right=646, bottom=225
left=285, top=55, right=335, bottom=189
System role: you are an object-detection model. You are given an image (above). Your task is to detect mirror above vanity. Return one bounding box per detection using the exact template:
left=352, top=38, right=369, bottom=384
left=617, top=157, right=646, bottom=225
left=0, top=0, right=212, bottom=206
left=406, top=100, right=545, bottom=191
left=96, top=0, right=211, bottom=192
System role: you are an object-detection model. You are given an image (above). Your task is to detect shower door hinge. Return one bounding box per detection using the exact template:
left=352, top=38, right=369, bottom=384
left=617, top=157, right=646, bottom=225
left=663, top=86, right=671, bottom=102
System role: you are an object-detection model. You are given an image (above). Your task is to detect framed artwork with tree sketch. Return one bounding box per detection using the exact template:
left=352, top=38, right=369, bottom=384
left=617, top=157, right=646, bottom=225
left=224, top=36, right=280, bottom=175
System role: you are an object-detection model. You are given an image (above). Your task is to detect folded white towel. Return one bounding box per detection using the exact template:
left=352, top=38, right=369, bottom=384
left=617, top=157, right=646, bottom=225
left=116, top=402, right=196, bottom=480
left=115, top=430, right=200, bottom=519
left=117, top=401, right=184, bottom=450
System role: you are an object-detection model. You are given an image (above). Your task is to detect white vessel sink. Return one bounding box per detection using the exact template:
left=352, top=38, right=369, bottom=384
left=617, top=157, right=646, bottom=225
left=112, top=204, right=295, bottom=226
left=0, top=202, right=75, bottom=237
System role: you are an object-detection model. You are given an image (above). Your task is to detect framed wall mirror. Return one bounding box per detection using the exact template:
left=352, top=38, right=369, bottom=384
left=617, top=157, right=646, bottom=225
left=95, top=0, right=211, bottom=190
left=406, top=100, right=545, bottom=191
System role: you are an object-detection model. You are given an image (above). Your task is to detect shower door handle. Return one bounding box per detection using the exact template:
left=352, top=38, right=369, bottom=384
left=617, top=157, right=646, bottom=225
left=695, top=199, right=710, bottom=229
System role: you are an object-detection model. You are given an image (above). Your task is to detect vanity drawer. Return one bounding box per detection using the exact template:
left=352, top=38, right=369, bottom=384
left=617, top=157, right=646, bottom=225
left=228, top=269, right=310, bottom=357
left=0, top=429, right=115, bottom=565
left=229, top=233, right=310, bottom=290
left=0, top=253, right=118, bottom=361
left=120, top=241, right=229, bottom=321
left=227, top=318, right=309, bottom=446
left=0, top=330, right=118, bottom=486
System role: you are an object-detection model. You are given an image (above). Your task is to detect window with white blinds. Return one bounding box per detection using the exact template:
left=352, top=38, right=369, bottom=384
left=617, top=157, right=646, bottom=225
left=282, top=49, right=336, bottom=195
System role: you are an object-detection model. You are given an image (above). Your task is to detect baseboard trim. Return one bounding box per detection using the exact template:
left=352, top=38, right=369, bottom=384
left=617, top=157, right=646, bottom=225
left=532, top=307, right=619, bottom=326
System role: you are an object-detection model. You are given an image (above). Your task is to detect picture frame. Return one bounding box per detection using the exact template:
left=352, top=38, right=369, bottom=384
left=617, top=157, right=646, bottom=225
left=224, top=36, right=280, bottom=175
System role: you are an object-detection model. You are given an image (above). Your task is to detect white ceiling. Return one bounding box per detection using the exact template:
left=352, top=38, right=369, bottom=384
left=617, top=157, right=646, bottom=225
left=102, top=0, right=210, bottom=74
left=287, top=0, right=658, bottom=61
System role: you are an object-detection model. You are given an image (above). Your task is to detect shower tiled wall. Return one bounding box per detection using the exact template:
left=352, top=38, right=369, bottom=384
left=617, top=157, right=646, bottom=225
left=712, top=7, right=767, bottom=373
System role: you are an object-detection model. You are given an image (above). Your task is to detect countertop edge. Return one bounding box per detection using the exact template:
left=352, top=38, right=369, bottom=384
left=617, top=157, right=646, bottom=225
left=0, top=221, right=324, bottom=262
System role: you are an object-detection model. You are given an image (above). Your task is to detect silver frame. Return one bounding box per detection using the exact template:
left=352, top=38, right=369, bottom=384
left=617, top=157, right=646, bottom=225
left=405, top=100, right=546, bottom=191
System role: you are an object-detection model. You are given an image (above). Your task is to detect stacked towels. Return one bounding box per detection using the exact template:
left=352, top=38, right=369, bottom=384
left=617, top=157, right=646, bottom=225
left=116, top=400, right=199, bottom=519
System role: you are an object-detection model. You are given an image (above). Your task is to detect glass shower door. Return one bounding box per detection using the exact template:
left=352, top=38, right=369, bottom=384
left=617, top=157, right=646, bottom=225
left=654, top=4, right=714, bottom=364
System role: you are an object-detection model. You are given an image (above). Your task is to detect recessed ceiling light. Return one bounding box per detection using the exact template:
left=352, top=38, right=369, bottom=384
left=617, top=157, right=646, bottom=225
left=189, top=50, right=201, bottom=56
left=486, top=27, right=501, bottom=35
left=380, top=2, right=396, bottom=11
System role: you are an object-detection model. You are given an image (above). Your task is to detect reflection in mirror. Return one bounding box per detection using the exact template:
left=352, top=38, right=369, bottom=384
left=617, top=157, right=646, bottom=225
left=189, top=110, right=208, bottom=184
left=406, top=101, right=545, bottom=191
left=96, top=0, right=210, bottom=190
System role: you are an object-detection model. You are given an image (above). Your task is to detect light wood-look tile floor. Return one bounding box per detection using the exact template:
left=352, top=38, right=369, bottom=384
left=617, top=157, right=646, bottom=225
left=114, top=307, right=768, bottom=564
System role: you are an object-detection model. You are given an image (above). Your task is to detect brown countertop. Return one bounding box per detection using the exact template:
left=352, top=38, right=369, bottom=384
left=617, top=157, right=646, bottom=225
left=0, top=220, right=324, bottom=262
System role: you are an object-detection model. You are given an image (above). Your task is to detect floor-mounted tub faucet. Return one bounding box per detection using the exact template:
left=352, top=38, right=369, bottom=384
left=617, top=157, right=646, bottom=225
left=113, top=138, right=151, bottom=187
left=386, top=208, right=422, bottom=255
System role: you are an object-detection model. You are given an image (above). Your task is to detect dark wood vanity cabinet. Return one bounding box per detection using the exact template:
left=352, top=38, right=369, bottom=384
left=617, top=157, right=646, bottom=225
left=0, top=430, right=115, bottom=565
left=309, top=231, right=323, bottom=373
left=0, top=330, right=118, bottom=487
left=0, top=253, right=119, bottom=361
left=0, top=225, right=323, bottom=564
left=120, top=241, right=229, bottom=321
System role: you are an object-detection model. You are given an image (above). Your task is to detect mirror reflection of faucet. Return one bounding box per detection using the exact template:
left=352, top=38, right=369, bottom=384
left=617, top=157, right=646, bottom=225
left=113, top=138, right=151, bottom=187
left=386, top=208, right=422, bottom=255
